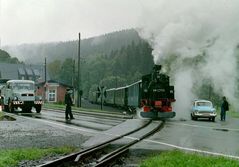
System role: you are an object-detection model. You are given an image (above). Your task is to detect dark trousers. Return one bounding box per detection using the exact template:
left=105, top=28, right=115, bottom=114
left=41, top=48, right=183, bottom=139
left=65, top=105, right=74, bottom=119
left=221, top=107, right=226, bottom=121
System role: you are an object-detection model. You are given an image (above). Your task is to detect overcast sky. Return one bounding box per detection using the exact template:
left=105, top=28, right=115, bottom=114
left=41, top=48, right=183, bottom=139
left=0, top=0, right=150, bottom=46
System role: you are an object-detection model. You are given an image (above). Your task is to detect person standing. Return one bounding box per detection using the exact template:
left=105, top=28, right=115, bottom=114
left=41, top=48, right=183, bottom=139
left=65, top=88, right=74, bottom=120
left=221, top=96, right=229, bottom=121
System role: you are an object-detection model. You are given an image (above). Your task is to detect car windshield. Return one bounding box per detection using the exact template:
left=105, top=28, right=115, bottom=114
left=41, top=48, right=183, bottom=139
left=196, top=101, right=212, bottom=107
left=12, top=83, right=34, bottom=90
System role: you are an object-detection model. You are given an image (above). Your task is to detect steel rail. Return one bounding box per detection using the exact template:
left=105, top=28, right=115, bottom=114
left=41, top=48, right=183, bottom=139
left=37, top=119, right=152, bottom=167
left=94, top=121, right=163, bottom=167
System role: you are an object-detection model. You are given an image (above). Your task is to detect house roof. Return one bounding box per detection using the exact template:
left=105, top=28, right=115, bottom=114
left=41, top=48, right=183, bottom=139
left=18, top=68, right=26, bottom=75
left=25, top=68, right=33, bottom=76
left=36, top=79, right=73, bottom=88
left=0, top=63, right=50, bottom=82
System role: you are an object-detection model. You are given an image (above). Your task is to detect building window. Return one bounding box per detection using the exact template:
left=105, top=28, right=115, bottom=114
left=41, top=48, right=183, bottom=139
left=48, top=89, right=56, bottom=102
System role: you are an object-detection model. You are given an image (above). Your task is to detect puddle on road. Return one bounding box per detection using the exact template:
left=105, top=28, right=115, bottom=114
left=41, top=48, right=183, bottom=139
left=179, top=118, right=187, bottom=121
left=16, top=113, right=42, bottom=119
left=0, top=115, right=16, bottom=121
left=213, top=128, right=229, bottom=132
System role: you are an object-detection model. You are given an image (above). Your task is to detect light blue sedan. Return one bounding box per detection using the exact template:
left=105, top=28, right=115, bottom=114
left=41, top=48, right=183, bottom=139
left=191, top=100, right=217, bottom=122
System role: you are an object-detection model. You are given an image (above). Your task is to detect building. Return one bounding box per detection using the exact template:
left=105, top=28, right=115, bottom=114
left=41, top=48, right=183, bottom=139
left=36, top=80, right=73, bottom=103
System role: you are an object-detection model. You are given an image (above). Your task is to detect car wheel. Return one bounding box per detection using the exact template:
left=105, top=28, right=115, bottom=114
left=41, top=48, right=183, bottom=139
left=212, top=117, right=215, bottom=122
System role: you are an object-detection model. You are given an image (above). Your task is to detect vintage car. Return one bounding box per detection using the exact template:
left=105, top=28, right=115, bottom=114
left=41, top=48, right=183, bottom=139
left=191, top=100, right=217, bottom=122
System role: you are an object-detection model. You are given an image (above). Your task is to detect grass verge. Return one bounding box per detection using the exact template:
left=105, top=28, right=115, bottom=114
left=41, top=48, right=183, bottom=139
left=43, top=103, right=121, bottom=115
left=140, top=150, right=239, bottom=167
left=215, top=106, right=239, bottom=119
left=0, top=146, right=76, bottom=167
left=228, top=110, right=239, bottom=118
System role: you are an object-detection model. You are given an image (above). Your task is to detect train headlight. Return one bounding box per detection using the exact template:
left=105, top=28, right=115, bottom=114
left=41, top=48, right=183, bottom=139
left=13, top=96, right=18, bottom=101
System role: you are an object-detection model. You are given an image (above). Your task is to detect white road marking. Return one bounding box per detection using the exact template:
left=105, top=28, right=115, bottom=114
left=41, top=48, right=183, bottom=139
left=143, top=139, right=239, bottom=160
left=168, top=122, right=239, bottom=132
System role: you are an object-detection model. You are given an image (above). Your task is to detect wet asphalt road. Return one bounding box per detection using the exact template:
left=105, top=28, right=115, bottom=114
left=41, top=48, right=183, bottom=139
left=132, top=116, right=239, bottom=159
left=2, top=106, right=239, bottom=164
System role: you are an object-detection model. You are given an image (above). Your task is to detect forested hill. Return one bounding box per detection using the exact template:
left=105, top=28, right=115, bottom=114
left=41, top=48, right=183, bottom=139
left=3, top=29, right=142, bottom=64
left=0, top=49, right=21, bottom=64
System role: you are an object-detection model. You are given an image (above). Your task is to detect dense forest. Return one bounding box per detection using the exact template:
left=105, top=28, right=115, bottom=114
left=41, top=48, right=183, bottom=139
left=3, top=29, right=141, bottom=64
left=0, top=49, right=21, bottom=64
left=47, top=40, right=154, bottom=98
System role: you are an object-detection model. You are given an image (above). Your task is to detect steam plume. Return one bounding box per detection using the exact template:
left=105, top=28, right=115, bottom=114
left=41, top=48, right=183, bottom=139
left=138, top=0, right=239, bottom=117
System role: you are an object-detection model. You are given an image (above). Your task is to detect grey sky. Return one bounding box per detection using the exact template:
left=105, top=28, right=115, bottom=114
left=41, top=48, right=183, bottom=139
left=0, top=0, right=148, bottom=46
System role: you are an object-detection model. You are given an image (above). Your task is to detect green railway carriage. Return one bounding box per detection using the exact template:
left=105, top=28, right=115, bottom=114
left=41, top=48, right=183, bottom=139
left=105, top=88, right=115, bottom=105
left=114, top=86, right=127, bottom=107
left=127, top=81, right=141, bottom=108
left=88, top=90, right=99, bottom=104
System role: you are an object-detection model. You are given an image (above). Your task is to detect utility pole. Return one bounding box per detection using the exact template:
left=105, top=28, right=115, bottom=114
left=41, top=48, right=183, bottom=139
left=77, top=33, right=81, bottom=107
left=72, top=59, right=75, bottom=88
left=44, top=57, right=47, bottom=102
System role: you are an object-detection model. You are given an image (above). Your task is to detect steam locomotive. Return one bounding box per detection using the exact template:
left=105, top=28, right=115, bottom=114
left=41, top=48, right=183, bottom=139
left=89, top=65, right=176, bottom=119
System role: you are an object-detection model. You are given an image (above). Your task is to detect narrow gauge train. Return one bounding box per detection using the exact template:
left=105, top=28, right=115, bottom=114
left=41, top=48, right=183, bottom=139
left=89, top=65, right=176, bottom=119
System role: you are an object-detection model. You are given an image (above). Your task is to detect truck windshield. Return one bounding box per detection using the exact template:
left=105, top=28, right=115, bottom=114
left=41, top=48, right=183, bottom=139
left=12, top=83, right=34, bottom=90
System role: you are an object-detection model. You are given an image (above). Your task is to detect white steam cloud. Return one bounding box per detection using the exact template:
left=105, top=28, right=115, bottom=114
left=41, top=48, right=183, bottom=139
left=138, top=0, right=239, bottom=118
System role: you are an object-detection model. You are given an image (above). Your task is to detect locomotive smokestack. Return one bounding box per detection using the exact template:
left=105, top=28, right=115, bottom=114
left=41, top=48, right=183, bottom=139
left=153, top=64, right=162, bottom=71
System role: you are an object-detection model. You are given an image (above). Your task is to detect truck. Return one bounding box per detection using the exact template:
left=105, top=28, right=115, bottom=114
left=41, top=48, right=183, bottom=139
left=1, top=80, right=43, bottom=113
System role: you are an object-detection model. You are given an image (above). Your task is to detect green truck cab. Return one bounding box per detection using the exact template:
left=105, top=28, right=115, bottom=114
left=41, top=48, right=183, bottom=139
left=1, top=80, right=43, bottom=113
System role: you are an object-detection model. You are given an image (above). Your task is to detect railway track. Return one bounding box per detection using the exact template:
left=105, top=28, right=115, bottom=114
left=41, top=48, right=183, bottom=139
left=37, top=120, right=164, bottom=167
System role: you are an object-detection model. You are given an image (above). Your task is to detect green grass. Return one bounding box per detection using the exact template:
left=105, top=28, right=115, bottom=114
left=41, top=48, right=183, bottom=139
left=227, top=110, right=239, bottom=118
left=140, top=150, right=239, bottom=167
left=0, top=146, right=76, bottom=167
left=0, top=112, right=4, bottom=120
left=215, top=106, right=239, bottom=119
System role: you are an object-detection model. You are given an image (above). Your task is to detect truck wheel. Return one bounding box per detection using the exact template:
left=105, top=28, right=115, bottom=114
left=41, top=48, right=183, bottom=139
left=36, top=105, right=41, bottom=113
left=26, top=107, right=32, bottom=113
left=4, top=105, right=9, bottom=112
